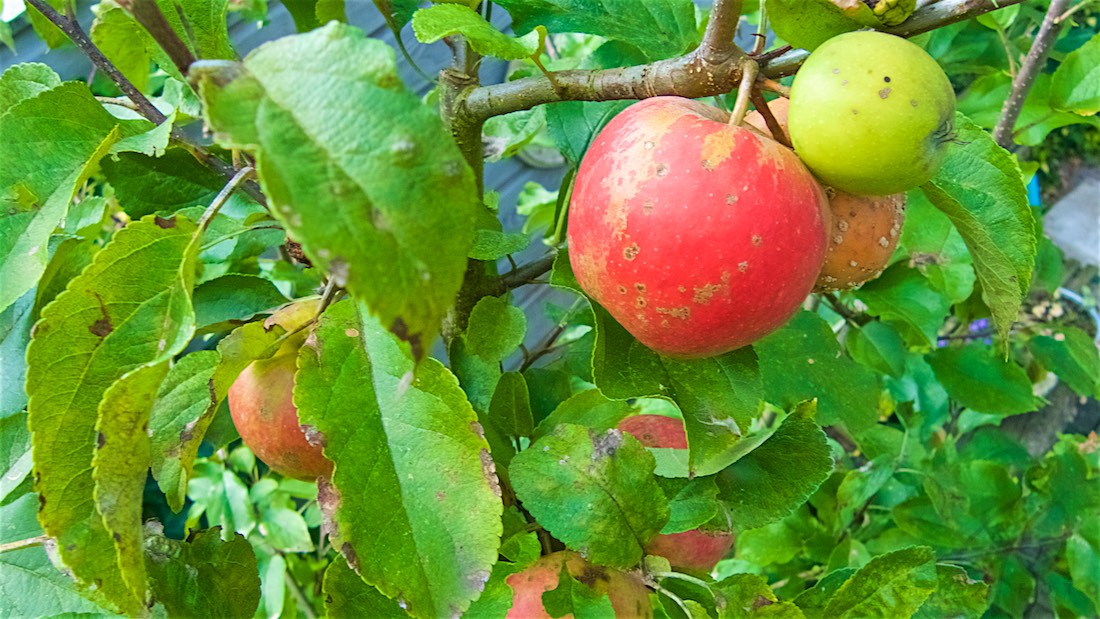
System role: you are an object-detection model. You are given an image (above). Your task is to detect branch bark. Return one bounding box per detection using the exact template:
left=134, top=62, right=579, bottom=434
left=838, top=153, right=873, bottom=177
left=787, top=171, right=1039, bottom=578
left=992, top=0, right=1069, bottom=149
left=23, top=0, right=268, bottom=208
left=463, top=0, right=1026, bottom=122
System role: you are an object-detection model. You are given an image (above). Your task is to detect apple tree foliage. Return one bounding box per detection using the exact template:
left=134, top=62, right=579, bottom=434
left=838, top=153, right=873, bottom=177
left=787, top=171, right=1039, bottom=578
left=1, top=0, right=1099, bottom=617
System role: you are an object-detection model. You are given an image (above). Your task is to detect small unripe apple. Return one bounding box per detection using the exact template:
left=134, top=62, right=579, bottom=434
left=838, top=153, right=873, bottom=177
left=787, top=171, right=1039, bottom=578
left=616, top=415, right=734, bottom=572
left=506, top=551, right=652, bottom=618
left=815, top=190, right=906, bottom=291
left=788, top=31, right=956, bottom=196
left=227, top=298, right=332, bottom=480
left=568, top=96, right=829, bottom=358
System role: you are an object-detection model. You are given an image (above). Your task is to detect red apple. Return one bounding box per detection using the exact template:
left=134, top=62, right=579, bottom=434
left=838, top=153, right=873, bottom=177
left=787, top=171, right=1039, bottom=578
left=568, top=96, right=829, bottom=358
left=616, top=415, right=734, bottom=571
left=505, top=551, right=652, bottom=618
left=227, top=299, right=333, bottom=480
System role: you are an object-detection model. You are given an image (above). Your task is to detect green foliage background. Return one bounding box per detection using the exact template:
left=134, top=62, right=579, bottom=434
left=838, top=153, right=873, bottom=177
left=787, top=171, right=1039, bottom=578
left=0, top=1, right=1098, bottom=618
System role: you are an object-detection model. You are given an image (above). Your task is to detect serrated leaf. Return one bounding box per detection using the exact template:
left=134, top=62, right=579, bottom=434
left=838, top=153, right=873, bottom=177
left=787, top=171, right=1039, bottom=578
left=467, top=295, right=527, bottom=362
left=468, top=229, right=531, bottom=260
left=144, top=526, right=260, bottom=619
left=835, top=456, right=894, bottom=528
left=322, top=555, right=406, bottom=618
left=1051, top=32, right=1100, bottom=115
left=1029, top=327, right=1100, bottom=399
left=25, top=0, right=67, bottom=48
left=1066, top=521, right=1100, bottom=612
left=102, top=148, right=250, bottom=218
left=823, top=546, right=936, bottom=618
left=755, top=311, right=881, bottom=432
left=91, top=3, right=156, bottom=93
left=0, top=544, right=115, bottom=618
left=855, top=265, right=952, bottom=347
left=192, top=274, right=288, bottom=329
left=897, top=189, right=976, bottom=305
left=542, top=563, right=616, bottom=618
left=926, top=343, right=1043, bottom=415
left=766, top=0, right=861, bottom=51
left=714, top=401, right=833, bottom=530
left=296, top=300, right=502, bottom=617
left=534, top=389, right=637, bottom=438
left=591, top=303, right=763, bottom=476
left=0, top=290, right=35, bottom=418
left=846, top=321, right=906, bottom=379
left=196, top=23, right=479, bottom=350
left=913, top=564, right=990, bottom=619
left=26, top=214, right=200, bottom=606
left=91, top=362, right=170, bottom=615
left=0, top=413, right=32, bottom=503
left=149, top=350, right=220, bottom=512
left=494, top=0, right=697, bottom=61
left=170, top=0, right=235, bottom=60
left=921, top=114, right=1036, bottom=349
left=511, top=424, right=669, bottom=567
left=489, top=371, right=535, bottom=439
left=794, top=568, right=856, bottom=618
left=714, top=573, right=806, bottom=618
left=464, top=560, right=523, bottom=618
left=0, top=63, right=61, bottom=112
left=413, top=4, right=541, bottom=60
left=657, top=476, right=719, bottom=534
left=0, top=82, right=125, bottom=313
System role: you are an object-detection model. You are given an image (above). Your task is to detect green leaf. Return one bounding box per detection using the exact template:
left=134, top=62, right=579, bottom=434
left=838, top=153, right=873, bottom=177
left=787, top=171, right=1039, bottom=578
left=913, top=564, right=990, bottom=619
left=1066, top=520, right=1100, bottom=612
left=713, top=573, right=806, bottom=618
left=170, top=0, right=236, bottom=60
left=591, top=303, right=763, bottom=476
left=91, top=362, right=169, bottom=615
left=144, top=526, right=260, bottom=619
left=0, top=63, right=61, bottom=112
left=855, top=265, right=952, bottom=347
left=714, top=401, right=833, bottom=530
left=846, top=321, right=907, bottom=379
left=1051, top=32, right=1100, bottom=115
left=835, top=456, right=894, bottom=528
left=413, top=4, right=541, bottom=60
left=657, top=476, right=719, bottom=534
left=468, top=229, right=531, bottom=260
left=897, top=189, right=976, bottom=305
left=988, top=554, right=1034, bottom=617
left=0, top=543, right=115, bottom=618
left=926, top=343, right=1043, bottom=416
left=535, top=389, right=637, bottom=438
left=467, top=295, right=527, bottom=362
left=90, top=3, right=156, bottom=93
left=26, top=214, right=199, bottom=606
left=493, top=0, right=698, bottom=61
left=370, top=0, right=419, bottom=30
left=542, top=563, right=617, bottom=618
left=192, top=274, right=288, bottom=330
left=0, top=413, right=32, bottom=503
left=822, top=546, right=936, bottom=618
left=766, top=0, right=861, bottom=51
left=322, top=555, right=407, bottom=617
left=957, top=73, right=1100, bottom=147
left=511, top=424, right=669, bottom=567
left=1029, top=327, right=1100, bottom=399
left=148, top=350, right=221, bottom=512
left=921, top=114, right=1036, bottom=348
left=794, top=568, right=857, bottom=618
left=102, top=149, right=250, bottom=218
left=295, top=300, right=503, bottom=617
left=0, top=290, right=35, bottom=418
left=0, top=19, right=12, bottom=52
left=260, top=505, right=313, bottom=552
left=489, top=371, right=535, bottom=439
left=0, top=82, right=125, bottom=313
left=25, top=0, right=67, bottom=48
left=755, top=311, right=881, bottom=432
left=196, top=23, right=479, bottom=350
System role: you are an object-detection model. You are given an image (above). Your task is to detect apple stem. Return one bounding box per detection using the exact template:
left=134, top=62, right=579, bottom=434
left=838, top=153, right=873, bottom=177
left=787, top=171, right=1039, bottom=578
left=757, top=77, right=791, bottom=97
left=653, top=583, right=694, bottom=618
left=653, top=571, right=715, bottom=597
left=749, top=90, right=791, bottom=147
left=727, top=58, right=759, bottom=127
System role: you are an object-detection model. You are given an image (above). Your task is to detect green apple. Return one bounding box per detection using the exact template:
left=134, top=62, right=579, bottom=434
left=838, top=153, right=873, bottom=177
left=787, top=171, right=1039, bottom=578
left=788, top=31, right=955, bottom=196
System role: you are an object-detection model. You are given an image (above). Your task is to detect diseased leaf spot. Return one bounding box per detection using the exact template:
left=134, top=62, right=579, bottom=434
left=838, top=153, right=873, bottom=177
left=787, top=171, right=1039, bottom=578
left=592, top=429, right=623, bottom=460
left=89, top=317, right=113, bottom=337
left=480, top=449, right=502, bottom=498
left=344, top=328, right=359, bottom=337
left=154, top=215, right=176, bottom=229
left=97, top=432, right=106, bottom=448
left=113, top=532, right=122, bottom=542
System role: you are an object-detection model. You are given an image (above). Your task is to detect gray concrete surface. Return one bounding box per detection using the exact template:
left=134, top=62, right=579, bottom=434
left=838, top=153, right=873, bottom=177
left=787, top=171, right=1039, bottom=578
left=1045, top=170, right=1100, bottom=267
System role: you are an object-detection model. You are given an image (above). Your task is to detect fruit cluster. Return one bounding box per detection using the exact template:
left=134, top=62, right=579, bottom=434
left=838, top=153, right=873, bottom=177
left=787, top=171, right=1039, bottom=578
left=568, top=31, right=955, bottom=359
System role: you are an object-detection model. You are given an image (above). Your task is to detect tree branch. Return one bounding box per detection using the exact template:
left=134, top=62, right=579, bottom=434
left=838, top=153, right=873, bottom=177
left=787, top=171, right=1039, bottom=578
left=464, top=0, right=1025, bottom=121
left=699, top=0, right=745, bottom=62
left=992, top=0, right=1069, bottom=149
left=23, top=0, right=268, bottom=208
left=498, top=253, right=556, bottom=293
left=116, top=0, right=197, bottom=77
